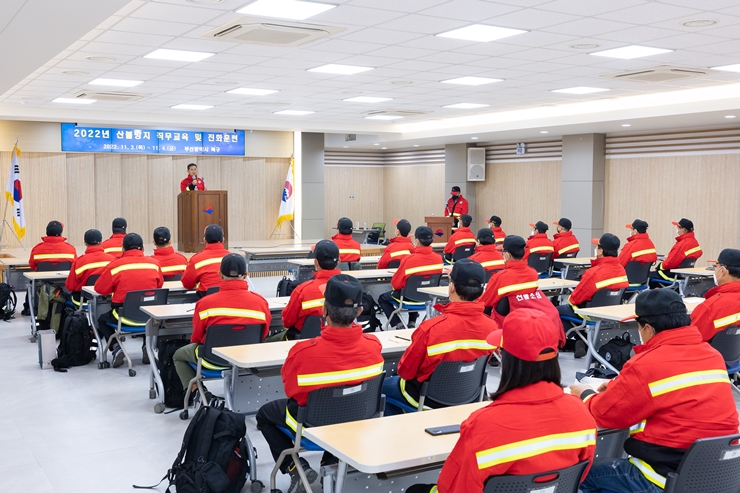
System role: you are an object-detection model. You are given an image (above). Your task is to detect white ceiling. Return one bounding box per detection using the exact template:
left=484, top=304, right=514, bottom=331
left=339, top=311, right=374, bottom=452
left=3, top=0, right=740, bottom=147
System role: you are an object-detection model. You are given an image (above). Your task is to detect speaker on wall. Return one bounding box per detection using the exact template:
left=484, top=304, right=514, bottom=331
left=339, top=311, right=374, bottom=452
left=467, top=147, right=486, bottom=181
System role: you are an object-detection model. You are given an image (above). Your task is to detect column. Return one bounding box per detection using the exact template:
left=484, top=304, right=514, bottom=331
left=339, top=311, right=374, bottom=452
left=445, top=143, right=476, bottom=231
left=297, top=132, right=324, bottom=239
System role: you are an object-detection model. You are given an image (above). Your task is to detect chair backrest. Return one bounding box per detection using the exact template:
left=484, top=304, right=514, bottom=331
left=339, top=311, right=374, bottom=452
left=298, top=315, right=323, bottom=339
left=367, top=223, right=385, bottom=243
left=387, top=260, right=401, bottom=268
left=339, top=261, right=362, bottom=271
left=119, top=288, right=170, bottom=323
left=484, top=269, right=501, bottom=283
left=483, top=460, right=589, bottom=493
left=665, top=434, right=740, bottom=493
left=85, top=274, right=100, bottom=286
left=558, top=251, right=578, bottom=259
left=423, top=355, right=488, bottom=407
left=710, top=326, right=740, bottom=362
left=37, top=261, right=72, bottom=272
left=625, top=261, right=652, bottom=286
left=679, top=258, right=697, bottom=269
left=527, top=252, right=553, bottom=275
left=201, top=323, right=264, bottom=367
left=585, top=287, right=625, bottom=308
left=205, top=286, right=220, bottom=296
left=400, top=274, right=443, bottom=302
left=304, top=372, right=385, bottom=427
left=168, top=273, right=183, bottom=281
left=452, top=244, right=475, bottom=261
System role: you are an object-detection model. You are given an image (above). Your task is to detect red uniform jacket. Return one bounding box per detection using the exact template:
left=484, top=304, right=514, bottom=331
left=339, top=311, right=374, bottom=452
left=468, top=244, right=505, bottom=272
left=151, top=246, right=188, bottom=280
left=691, top=282, right=740, bottom=342
left=492, top=289, right=565, bottom=348
left=101, top=233, right=126, bottom=258
left=444, top=195, right=468, bottom=218
left=553, top=231, right=580, bottom=258
left=659, top=232, right=702, bottom=271
left=181, top=242, right=229, bottom=293
left=397, top=301, right=497, bottom=407
left=479, top=260, right=539, bottom=309
left=391, top=246, right=444, bottom=291
left=65, top=246, right=114, bottom=292
left=28, top=236, right=77, bottom=271
left=438, top=381, right=597, bottom=493
left=581, top=326, right=738, bottom=482
left=94, top=250, right=164, bottom=304
left=443, top=226, right=477, bottom=255
left=377, top=236, right=415, bottom=269
left=282, top=269, right=340, bottom=331
left=618, top=233, right=657, bottom=267
left=331, top=233, right=361, bottom=262
left=180, top=176, right=206, bottom=192
left=191, top=280, right=271, bottom=343
left=491, top=227, right=506, bottom=245
left=568, top=257, right=628, bottom=307
left=524, top=233, right=555, bottom=260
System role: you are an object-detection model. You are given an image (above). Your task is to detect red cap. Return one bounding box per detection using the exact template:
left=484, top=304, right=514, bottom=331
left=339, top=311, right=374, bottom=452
left=485, top=309, right=560, bottom=362
left=625, top=223, right=633, bottom=229
left=529, top=223, right=536, bottom=228
left=553, top=221, right=559, bottom=225
left=393, top=218, right=400, bottom=225
left=590, top=238, right=600, bottom=245
left=671, top=221, right=679, bottom=226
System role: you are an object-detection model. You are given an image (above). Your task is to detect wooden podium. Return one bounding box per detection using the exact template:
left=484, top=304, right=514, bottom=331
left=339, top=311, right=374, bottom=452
left=425, top=216, right=454, bottom=243
left=177, top=190, right=228, bottom=253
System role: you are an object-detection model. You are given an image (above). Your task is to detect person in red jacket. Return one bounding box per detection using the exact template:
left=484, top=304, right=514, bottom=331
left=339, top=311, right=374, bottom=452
left=468, top=228, right=504, bottom=273
left=524, top=221, right=555, bottom=260
left=150, top=226, right=187, bottom=280
left=487, top=215, right=506, bottom=245
left=377, top=219, right=415, bottom=269
left=479, top=235, right=539, bottom=315
left=619, top=219, right=658, bottom=267
left=181, top=224, right=229, bottom=297
left=571, top=289, right=739, bottom=493
left=94, top=233, right=164, bottom=367
left=180, top=162, right=206, bottom=192
left=256, top=275, right=383, bottom=492
left=65, top=229, right=114, bottom=307
left=101, top=217, right=127, bottom=258
left=332, top=217, right=361, bottom=263
left=28, top=220, right=77, bottom=271
left=267, top=240, right=341, bottom=342
left=651, top=218, right=702, bottom=285
left=408, top=309, right=597, bottom=493
left=445, top=186, right=468, bottom=229
left=552, top=217, right=580, bottom=258
left=691, top=248, right=740, bottom=342
left=173, top=254, right=271, bottom=403
left=383, top=259, right=497, bottom=415
left=378, top=226, right=444, bottom=329
left=443, top=214, right=476, bottom=262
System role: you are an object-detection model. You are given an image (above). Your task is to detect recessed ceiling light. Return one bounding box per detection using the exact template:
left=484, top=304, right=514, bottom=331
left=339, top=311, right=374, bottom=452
left=570, top=43, right=600, bottom=50
left=622, top=124, right=632, bottom=127
left=381, top=147, right=387, bottom=149
left=274, top=110, right=315, bottom=115
left=590, top=45, right=673, bottom=59
left=85, top=55, right=116, bottom=62
left=681, top=19, right=717, bottom=27
left=342, top=145, right=349, bottom=148
left=52, top=98, right=95, bottom=104
left=711, top=63, right=740, bottom=73
left=365, top=115, right=403, bottom=120
left=470, top=137, right=479, bottom=140
left=308, top=64, right=373, bottom=75
left=436, top=24, right=527, bottom=43
left=236, top=0, right=336, bottom=21
left=171, top=104, right=213, bottom=110
left=343, top=96, right=392, bottom=103
left=443, top=103, right=490, bottom=109
left=552, top=86, right=610, bottom=95
left=540, top=131, right=549, bottom=134
left=441, top=76, right=502, bottom=86
left=226, top=88, right=278, bottom=96
left=373, top=143, right=380, bottom=145
left=390, top=80, right=414, bottom=85
left=144, top=49, right=214, bottom=62
left=62, top=70, right=89, bottom=76
left=725, top=115, right=736, bottom=119
left=413, top=144, right=419, bottom=147
left=89, top=78, right=143, bottom=87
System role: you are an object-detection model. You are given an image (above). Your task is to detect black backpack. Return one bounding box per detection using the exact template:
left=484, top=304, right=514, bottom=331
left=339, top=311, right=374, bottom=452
left=597, top=332, right=635, bottom=371
left=157, top=337, right=190, bottom=409
left=357, top=293, right=381, bottom=332
left=276, top=276, right=305, bottom=297
left=0, top=283, right=16, bottom=321
left=51, top=309, right=97, bottom=371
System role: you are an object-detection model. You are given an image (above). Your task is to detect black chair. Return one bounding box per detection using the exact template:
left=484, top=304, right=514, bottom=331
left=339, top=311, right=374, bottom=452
left=385, top=273, right=442, bottom=330
left=624, top=261, right=653, bottom=301
left=452, top=244, right=475, bottom=262
left=387, top=260, right=401, bottom=268
left=205, top=285, right=220, bottom=296
left=585, top=287, right=625, bottom=308
left=710, top=326, right=740, bottom=397
left=557, top=251, right=579, bottom=259
left=85, top=274, right=100, bottom=286
left=339, top=261, right=362, bottom=271
left=36, top=261, right=72, bottom=272
left=74, top=274, right=101, bottom=311
left=367, top=222, right=385, bottom=244
left=298, top=315, right=323, bottom=339
left=664, top=434, right=740, bottom=493
left=168, top=273, right=183, bottom=281
left=483, top=460, right=589, bottom=493
left=528, top=252, right=553, bottom=278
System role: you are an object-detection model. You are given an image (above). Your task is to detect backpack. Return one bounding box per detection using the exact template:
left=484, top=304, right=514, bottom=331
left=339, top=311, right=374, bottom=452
left=157, top=337, right=190, bottom=409
left=357, top=293, right=381, bottom=332
left=597, top=332, right=635, bottom=371
left=35, top=283, right=68, bottom=332
left=0, top=283, right=16, bottom=321
left=51, top=308, right=97, bottom=371
left=276, top=276, right=304, bottom=297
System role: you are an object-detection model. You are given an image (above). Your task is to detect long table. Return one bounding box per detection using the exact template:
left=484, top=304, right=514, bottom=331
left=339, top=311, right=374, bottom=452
left=671, top=267, right=714, bottom=297
left=289, top=256, right=381, bottom=282
left=242, top=242, right=384, bottom=277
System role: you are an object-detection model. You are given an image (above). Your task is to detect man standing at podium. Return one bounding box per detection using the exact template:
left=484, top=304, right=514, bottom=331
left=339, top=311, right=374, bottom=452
left=445, top=186, right=468, bottom=229
left=180, top=163, right=206, bottom=192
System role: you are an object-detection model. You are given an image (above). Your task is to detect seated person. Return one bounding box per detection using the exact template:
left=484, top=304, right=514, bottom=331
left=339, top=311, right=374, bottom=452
left=150, top=226, right=187, bottom=280
left=28, top=220, right=77, bottom=271
left=331, top=217, right=361, bottom=264
left=651, top=218, right=702, bottom=285
left=478, top=235, right=539, bottom=316
left=408, top=309, right=597, bottom=493
left=65, top=229, right=114, bottom=307
left=468, top=228, right=504, bottom=273
left=383, top=259, right=497, bottom=415
left=443, top=214, right=476, bottom=262
left=691, top=248, right=740, bottom=342
left=552, top=217, right=580, bottom=258
left=377, top=219, right=415, bottom=269
left=94, top=233, right=163, bottom=367
left=173, top=254, right=271, bottom=404
left=619, top=219, right=657, bottom=267
left=378, top=226, right=444, bottom=330
left=256, top=275, right=383, bottom=493
left=101, top=217, right=127, bottom=258
left=487, top=215, right=506, bottom=245
left=524, top=221, right=554, bottom=260
left=181, top=224, right=229, bottom=297
left=269, top=240, right=341, bottom=341
left=571, top=289, right=739, bottom=493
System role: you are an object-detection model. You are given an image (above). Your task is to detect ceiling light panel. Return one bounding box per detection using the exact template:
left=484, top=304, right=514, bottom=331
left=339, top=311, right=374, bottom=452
left=443, top=103, right=490, bottom=109
left=441, top=76, right=502, bottom=86
left=590, top=45, right=673, bottom=59
left=711, top=64, right=740, bottom=73
left=551, top=86, right=610, bottom=95
left=144, top=49, right=214, bottom=62
left=226, top=88, right=279, bottom=95
left=89, top=78, right=143, bottom=87
left=308, top=64, right=374, bottom=75
left=171, top=104, right=213, bottom=110
left=436, top=24, right=527, bottom=43
left=343, top=96, right=392, bottom=103
left=236, top=0, right=336, bottom=21
left=274, top=110, right=315, bottom=115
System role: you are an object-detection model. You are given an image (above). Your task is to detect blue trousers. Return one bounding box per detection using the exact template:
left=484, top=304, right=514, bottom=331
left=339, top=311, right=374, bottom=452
left=382, top=376, right=412, bottom=416
left=580, top=459, right=663, bottom=493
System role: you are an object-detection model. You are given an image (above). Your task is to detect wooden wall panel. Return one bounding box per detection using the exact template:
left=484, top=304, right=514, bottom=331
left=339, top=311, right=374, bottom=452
left=475, top=160, right=562, bottom=239
left=147, top=155, right=176, bottom=242
left=605, top=155, right=739, bottom=261
left=65, top=153, right=96, bottom=245
left=93, top=153, right=122, bottom=237
left=196, top=156, right=222, bottom=191
left=264, top=158, right=291, bottom=238
left=220, top=157, right=249, bottom=245
left=120, top=155, right=149, bottom=237
left=324, top=166, right=385, bottom=238
left=23, top=152, right=68, bottom=246
left=383, top=165, right=445, bottom=235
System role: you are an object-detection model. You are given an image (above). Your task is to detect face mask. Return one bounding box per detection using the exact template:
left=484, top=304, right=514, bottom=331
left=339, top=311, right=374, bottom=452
left=713, top=270, right=719, bottom=286
left=531, top=229, right=536, bottom=236
left=638, top=329, right=645, bottom=345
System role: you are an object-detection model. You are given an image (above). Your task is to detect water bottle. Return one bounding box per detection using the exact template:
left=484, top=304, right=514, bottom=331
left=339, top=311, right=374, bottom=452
left=356, top=221, right=359, bottom=229
left=363, top=222, right=367, bottom=230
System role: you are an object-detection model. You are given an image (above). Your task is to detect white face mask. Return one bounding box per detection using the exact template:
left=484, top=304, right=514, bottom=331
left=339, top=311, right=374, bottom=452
left=531, top=229, right=536, bottom=236
left=713, top=271, right=719, bottom=286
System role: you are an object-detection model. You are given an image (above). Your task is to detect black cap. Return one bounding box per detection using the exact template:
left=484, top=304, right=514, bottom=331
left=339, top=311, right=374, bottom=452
left=414, top=226, right=433, bottom=242
left=46, top=220, right=63, bottom=237
left=220, top=253, right=247, bottom=277
left=396, top=219, right=411, bottom=237
left=673, top=218, right=694, bottom=231
left=502, top=235, right=526, bottom=257
left=530, top=221, right=549, bottom=233
left=314, top=240, right=339, bottom=263
left=460, top=214, right=472, bottom=226
left=592, top=233, right=620, bottom=251
left=718, top=249, right=740, bottom=268
left=450, top=258, right=485, bottom=288
left=477, top=228, right=494, bottom=245
left=204, top=224, right=223, bottom=243
left=635, top=289, right=687, bottom=319
left=84, top=229, right=102, bottom=245
left=488, top=215, right=502, bottom=227
left=153, top=226, right=171, bottom=245
left=122, top=233, right=144, bottom=251
left=112, top=217, right=127, bottom=233
left=451, top=186, right=461, bottom=193
left=337, top=217, right=353, bottom=234
left=556, top=218, right=572, bottom=230
left=325, top=274, right=363, bottom=308
left=629, top=219, right=649, bottom=233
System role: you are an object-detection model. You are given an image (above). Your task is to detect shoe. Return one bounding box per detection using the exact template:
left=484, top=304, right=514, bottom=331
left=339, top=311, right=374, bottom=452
left=112, top=348, right=125, bottom=368
left=394, top=323, right=405, bottom=331
left=407, top=320, right=416, bottom=329
left=287, top=458, right=318, bottom=493
left=488, top=357, right=500, bottom=367
left=574, top=341, right=587, bottom=359
left=142, top=349, right=150, bottom=365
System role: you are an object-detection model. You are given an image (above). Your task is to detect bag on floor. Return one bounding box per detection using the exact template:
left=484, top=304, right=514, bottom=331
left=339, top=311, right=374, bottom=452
left=0, top=282, right=16, bottom=321
left=597, top=332, right=635, bottom=371
left=51, top=308, right=97, bottom=371
left=35, top=283, right=67, bottom=332
left=158, top=337, right=190, bottom=409
left=276, top=276, right=304, bottom=297
left=357, top=293, right=381, bottom=332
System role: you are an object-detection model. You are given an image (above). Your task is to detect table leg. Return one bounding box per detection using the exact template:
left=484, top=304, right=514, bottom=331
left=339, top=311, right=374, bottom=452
left=87, top=296, right=106, bottom=364
left=147, top=318, right=167, bottom=412
left=334, top=460, right=348, bottom=493
left=587, top=320, right=620, bottom=374
left=27, top=279, right=37, bottom=342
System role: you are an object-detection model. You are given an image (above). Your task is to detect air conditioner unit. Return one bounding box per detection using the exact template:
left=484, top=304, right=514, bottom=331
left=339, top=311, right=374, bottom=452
left=467, top=148, right=486, bottom=181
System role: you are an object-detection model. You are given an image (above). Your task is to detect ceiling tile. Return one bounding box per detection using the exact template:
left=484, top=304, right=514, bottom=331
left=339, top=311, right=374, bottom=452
left=130, top=2, right=225, bottom=24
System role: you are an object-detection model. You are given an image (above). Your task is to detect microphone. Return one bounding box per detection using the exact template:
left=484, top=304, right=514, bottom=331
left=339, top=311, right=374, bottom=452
left=191, top=175, right=197, bottom=190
